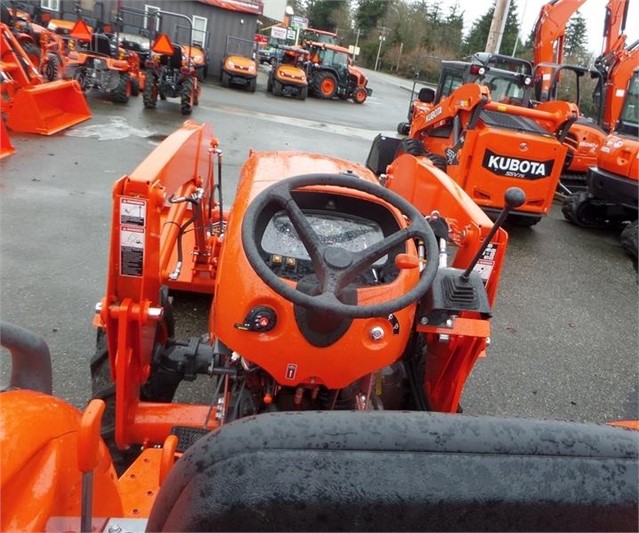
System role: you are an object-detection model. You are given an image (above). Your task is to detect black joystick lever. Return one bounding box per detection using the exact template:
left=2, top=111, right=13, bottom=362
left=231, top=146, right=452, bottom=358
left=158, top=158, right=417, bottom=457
left=461, top=187, right=526, bottom=280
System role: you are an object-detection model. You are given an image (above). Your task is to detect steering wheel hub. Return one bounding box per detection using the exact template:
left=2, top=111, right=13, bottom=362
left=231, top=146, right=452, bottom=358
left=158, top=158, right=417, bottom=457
left=323, top=246, right=352, bottom=269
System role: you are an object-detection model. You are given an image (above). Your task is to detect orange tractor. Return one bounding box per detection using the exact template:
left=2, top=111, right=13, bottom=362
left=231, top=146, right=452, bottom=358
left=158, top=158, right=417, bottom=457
left=1, top=119, right=637, bottom=531
left=0, top=21, right=90, bottom=137
left=2, top=1, right=70, bottom=82
left=304, top=41, right=371, bottom=103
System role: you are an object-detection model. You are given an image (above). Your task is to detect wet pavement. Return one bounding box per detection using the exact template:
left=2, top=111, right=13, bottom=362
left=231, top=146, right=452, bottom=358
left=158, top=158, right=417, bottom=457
left=1, top=66, right=637, bottom=423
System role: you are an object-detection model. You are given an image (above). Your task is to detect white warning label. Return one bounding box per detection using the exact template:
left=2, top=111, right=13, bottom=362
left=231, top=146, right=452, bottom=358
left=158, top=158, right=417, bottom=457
left=120, top=227, right=144, bottom=277
left=473, top=243, right=497, bottom=284
left=120, top=198, right=146, bottom=226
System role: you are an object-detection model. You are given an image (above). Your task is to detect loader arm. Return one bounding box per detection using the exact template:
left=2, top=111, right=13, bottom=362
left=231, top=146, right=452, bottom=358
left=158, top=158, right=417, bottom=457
left=95, top=121, right=224, bottom=449
left=0, top=22, right=90, bottom=135
left=409, top=83, right=492, bottom=140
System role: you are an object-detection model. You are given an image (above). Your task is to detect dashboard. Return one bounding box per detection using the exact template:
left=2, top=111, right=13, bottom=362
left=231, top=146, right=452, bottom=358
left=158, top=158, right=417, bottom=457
left=256, top=192, right=404, bottom=287
left=262, top=211, right=386, bottom=265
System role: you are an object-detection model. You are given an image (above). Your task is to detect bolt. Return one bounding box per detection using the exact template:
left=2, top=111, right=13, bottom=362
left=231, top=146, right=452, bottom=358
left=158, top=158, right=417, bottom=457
left=370, top=326, right=384, bottom=341
left=445, top=318, right=454, bottom=328
left=486, top=336, right=491, bottom=347
left=94, top=301, right=103, bottom=313
left=147, top=307, right=164, bottom=319
left=420, top=317, right=428, bottom=325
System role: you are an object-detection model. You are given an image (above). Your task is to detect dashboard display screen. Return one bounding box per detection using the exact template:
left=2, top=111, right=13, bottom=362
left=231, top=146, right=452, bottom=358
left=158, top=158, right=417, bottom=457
left=261, top=210, right=386, bottom=265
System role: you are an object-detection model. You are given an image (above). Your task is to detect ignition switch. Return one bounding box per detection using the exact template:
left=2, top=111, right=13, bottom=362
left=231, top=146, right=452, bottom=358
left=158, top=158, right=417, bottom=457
left=235, top=306, right=277, bottom=332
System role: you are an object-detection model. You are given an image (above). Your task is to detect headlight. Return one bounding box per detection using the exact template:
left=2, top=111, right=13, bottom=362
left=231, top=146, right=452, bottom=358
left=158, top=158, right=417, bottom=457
left=227, top=61, right=235, bottom=68
left=193, top=55, right=203, bottom=62
left=48, top=21, right=58, bottom=30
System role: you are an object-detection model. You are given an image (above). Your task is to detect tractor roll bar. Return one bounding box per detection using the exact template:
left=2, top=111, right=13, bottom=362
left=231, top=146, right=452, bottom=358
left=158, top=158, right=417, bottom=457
left=0, top=321, right=52, bottom=394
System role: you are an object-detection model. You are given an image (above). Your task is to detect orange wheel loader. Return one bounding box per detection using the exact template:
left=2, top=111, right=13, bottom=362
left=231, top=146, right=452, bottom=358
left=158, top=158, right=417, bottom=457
left=0, top=119, right=637, bottom=531
left=0, top=22, right=90, bottom=135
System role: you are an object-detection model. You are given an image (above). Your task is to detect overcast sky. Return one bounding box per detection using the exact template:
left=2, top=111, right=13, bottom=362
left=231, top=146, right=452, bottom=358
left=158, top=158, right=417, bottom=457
left=437, top=0, right=639, bottom=55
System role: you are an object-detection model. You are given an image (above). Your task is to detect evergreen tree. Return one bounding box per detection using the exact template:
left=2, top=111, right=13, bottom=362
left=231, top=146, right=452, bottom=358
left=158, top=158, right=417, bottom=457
left=355, top=0, right=388, bottom=32
left=462, top=0, right=522, bottom=56
left=306, top=0, right=350, bottom=32
left=564, top=12, right=588, bottom=59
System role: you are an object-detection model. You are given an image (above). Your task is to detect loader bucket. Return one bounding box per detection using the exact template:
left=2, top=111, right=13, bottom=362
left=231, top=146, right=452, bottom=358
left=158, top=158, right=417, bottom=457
left=6, top=80, right=91, bottom=135
left=1, top=120, right=15, bottom=159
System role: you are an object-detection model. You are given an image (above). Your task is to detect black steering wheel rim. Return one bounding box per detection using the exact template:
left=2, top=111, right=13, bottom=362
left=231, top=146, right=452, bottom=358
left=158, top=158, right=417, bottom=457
left=241, top=173, right=439, bottom=319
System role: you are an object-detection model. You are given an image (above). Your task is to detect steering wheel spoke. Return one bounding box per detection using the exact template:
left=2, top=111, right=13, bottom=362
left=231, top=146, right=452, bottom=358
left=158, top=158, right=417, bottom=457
left=282, top=195, right=328, bottom=282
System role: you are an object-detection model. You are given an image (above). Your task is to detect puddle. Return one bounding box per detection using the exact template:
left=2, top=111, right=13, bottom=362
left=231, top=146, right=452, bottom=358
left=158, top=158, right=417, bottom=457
left=64, top=116, right=156, bottom=141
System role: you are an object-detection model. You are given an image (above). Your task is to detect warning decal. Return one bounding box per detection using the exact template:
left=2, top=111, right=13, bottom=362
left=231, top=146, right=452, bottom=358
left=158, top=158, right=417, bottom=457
left=121, top=227, right=144, bottom=277
left=119, top=197, right=147, bottom=278
left=120, top=198, right=146, bottom=226
left=473, top=243, right=497, bottom=284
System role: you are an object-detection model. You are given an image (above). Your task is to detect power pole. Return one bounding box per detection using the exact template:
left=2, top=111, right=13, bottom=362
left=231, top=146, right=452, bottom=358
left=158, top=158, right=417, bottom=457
left=485, top=0, right=512, bottom=54
left=374, top=25, right=388, bottom=71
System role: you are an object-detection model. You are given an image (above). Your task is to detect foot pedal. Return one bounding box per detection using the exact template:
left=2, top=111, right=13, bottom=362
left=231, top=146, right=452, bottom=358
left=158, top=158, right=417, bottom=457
left=170, top=426, right=211, bottom=453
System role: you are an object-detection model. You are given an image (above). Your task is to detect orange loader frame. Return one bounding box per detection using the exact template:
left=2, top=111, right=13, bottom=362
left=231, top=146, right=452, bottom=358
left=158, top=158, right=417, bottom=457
left=92, top=120, right=509, bottom=452
left=0, top=22, right=91, bottom=135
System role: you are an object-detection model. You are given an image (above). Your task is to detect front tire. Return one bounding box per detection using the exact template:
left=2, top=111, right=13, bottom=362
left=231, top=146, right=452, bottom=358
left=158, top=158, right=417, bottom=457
left=353, top=86, right=367, bottom=104
left=221, top=71, right=230, bottom=88
left=620, top=220, right=638, bottom=270
left=111, top=72, right=131, bottom=104
left=143, top=72, right=158, bottom=109
left=181, top=76, right=194, bottom=115
left=395, top=138, right=427, bottom=158
left=247, top=76, right=257, bottom=93
left=43, top=55, right=59, bottom=82
left=273, top=79, right=282, bottom=96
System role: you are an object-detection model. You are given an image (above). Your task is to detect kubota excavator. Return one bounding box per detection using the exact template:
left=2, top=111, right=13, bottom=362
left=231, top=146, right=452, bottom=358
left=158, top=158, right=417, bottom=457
left=376, top=69, right=577, bottom=226
left=562, top=67, right=638, bottom=267
left=1, top=120, right=637, bottom=532
left=532, top=0, right=636, bottom=189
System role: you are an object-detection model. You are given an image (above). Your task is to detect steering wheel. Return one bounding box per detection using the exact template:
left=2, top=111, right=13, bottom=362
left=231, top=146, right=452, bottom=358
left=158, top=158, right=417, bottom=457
left=241, top=174, right=439, bottom=319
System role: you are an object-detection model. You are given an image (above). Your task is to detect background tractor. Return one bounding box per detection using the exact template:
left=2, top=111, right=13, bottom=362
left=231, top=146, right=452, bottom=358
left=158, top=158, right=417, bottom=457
left=66, top=20, right=136, bottom=104
left=143, top=33, right=200, bottom=115
left=304, top=41, right=371, bottom=104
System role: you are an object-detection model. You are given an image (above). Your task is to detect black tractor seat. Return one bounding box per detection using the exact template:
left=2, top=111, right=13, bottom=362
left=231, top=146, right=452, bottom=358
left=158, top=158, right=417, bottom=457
left=146, top=410, right=638, bottom=532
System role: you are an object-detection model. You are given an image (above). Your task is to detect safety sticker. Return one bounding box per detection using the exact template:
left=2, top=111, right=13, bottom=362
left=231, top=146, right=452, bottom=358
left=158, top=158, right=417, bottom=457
left=285, top=363, right=297, bottom=380
left=121, top=227, right=144, bottom=277
left=120, top=198, right=146, bottom=226
left=473, top=243, right=497, bottom=284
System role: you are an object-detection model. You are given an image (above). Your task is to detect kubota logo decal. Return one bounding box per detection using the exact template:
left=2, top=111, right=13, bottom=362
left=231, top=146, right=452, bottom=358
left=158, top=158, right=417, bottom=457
left=482, top=149, right=553, bottom=179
